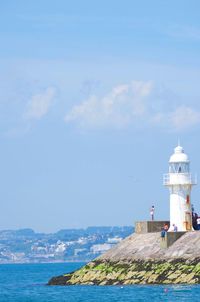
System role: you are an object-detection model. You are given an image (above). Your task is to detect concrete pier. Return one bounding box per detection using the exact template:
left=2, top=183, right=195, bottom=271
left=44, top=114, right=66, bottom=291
left=160, top=231, right=186, bottom=248
left=135, top=221, right=169, bottom=234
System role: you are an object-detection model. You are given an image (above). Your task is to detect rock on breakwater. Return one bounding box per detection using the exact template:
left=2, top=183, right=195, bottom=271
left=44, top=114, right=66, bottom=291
left=48, top=232, right=200, bottom=285
left=48, top=258, right=200, bottom=285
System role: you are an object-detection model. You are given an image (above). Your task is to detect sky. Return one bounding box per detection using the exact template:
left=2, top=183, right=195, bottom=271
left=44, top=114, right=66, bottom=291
left=1, top=0, right=200, bottom=232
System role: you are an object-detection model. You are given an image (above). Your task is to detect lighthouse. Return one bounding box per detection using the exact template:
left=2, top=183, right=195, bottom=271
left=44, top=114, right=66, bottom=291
left=163, top=144, right=197, bottom=231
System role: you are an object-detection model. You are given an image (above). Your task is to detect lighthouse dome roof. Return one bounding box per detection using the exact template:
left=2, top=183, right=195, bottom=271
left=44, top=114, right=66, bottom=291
left=169, top=145, right=189, bottom=163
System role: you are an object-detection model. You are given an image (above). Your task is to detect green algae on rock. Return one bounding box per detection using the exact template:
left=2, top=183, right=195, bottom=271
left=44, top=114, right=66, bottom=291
left=48, top=259, right=200, bottom=285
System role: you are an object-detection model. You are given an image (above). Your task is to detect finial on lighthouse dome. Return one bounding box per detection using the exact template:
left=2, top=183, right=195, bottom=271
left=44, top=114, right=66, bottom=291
left=169, top=143, right=189, bottom=163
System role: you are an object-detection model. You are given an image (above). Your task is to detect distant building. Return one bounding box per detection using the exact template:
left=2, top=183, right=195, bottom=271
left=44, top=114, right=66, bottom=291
left=55, top=242, right=66, bottom=253
left=107, top=237, right=122, bottom=244
left=74, top=248, right=87, bottom=256
left=90, top=243, right=113, bottom=254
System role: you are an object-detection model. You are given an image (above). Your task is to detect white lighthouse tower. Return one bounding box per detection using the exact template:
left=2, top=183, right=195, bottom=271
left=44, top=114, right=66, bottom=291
left=163, top=144, right=197, bottom=231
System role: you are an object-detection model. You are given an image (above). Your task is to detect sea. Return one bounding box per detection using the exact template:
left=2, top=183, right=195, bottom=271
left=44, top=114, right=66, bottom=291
left=0, top=262, right=200, bottom=302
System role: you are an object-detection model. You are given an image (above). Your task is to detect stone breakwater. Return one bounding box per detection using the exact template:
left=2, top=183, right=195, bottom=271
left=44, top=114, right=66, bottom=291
left=48, top=258, right=200, bottom=285
left=48, top=231, right=200, bottom=285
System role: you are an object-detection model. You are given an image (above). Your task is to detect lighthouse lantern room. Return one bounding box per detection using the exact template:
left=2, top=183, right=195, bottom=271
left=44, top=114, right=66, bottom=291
left=163, top=144, right=197, bottom=231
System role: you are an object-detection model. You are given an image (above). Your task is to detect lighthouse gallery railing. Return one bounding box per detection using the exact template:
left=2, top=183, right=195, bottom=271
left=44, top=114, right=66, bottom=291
left=163, top=173, right=197, bottom=186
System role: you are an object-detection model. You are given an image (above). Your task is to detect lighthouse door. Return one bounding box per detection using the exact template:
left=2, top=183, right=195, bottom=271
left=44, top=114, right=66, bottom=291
left=184, top=212, right=192, bottom=231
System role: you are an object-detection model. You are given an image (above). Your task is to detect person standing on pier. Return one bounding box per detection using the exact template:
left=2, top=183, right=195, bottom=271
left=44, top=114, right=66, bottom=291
left=150, top=205, right=155, bottom=221
left=197, top=217, right=200, bottom=230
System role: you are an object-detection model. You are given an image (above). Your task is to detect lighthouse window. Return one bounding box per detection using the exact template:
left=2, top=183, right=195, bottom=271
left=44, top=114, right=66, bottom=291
left=169, top=163, right=189, bottom=173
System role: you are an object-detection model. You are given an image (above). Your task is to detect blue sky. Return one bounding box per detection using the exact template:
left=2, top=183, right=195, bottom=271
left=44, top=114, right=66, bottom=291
left=1, top=1, right=200, bottom=232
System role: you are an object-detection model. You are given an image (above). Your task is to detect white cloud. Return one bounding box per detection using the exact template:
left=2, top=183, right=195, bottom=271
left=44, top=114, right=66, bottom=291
left=24, top=87, right=56, bottom=120
left=65, top=81, right=200, bottom=132
left=169, top=106, right=200, bottom=130
left=65, top=81, right=153, bottom=128
left=152, top=106, right=200, bottom=131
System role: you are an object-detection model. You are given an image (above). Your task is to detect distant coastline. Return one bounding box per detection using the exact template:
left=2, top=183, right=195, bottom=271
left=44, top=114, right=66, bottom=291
left=0, top=226, right=133, bottom=264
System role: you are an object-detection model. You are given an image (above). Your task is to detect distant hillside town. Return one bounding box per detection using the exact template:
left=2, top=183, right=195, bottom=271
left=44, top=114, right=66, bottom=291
left=0, top=226, right=133, bottom=264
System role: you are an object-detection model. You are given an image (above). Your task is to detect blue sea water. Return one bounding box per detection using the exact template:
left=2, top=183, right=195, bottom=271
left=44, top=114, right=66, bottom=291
left=0, top=262, right=200, bottom=302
